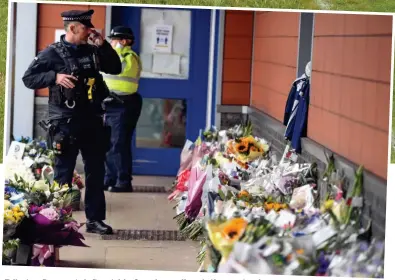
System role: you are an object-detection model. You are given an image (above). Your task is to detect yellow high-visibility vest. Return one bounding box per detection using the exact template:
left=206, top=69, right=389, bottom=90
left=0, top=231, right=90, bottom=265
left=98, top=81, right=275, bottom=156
left=102, top=46, right=141, bottom=95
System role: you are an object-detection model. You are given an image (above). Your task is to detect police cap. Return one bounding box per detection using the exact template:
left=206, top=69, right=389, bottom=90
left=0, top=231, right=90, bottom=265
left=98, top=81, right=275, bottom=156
left=61, top=9, right=95, bottom=28
left=108, top=26, right=135, bottom=41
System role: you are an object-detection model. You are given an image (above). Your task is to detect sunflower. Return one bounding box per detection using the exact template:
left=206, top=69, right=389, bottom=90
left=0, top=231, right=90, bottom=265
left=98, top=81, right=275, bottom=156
left=222, top=218, right=248, bottom=242
left=249, top=146, right=258, bottom=152
left=207, top=218, right=248, bottom=262
left=241, top=135, right=256, bottom=144
left=235, top=141, right=249, bottom=154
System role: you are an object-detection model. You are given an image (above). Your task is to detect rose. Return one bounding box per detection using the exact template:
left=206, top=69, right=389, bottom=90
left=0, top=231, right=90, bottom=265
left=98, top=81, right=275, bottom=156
left=39, top=207, right=59, bottom=221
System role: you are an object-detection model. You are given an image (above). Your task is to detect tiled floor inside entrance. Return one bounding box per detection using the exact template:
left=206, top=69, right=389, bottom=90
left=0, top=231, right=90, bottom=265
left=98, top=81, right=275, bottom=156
left=58, top=176, right=200, bottom=271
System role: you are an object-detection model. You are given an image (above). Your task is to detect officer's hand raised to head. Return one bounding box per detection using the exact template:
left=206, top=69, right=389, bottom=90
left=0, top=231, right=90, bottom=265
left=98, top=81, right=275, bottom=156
left=56, top=73, right=78, bottom=88
left=89, top=29, right=104, bottom=47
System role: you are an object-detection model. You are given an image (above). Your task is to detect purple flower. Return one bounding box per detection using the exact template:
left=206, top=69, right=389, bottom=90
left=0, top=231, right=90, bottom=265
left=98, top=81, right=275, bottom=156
left=317, top=252, right=330, bottom=274
left=4, top=186, right=18, bottom=195
left=359, top=242, right=369, bottom=251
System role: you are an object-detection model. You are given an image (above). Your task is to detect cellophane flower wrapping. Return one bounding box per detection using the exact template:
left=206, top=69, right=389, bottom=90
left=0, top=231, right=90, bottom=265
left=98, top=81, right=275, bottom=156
left=3, top=138, right=88, bottom=267
left=30, top=244, right=57, bottom=267
left=177, top=140, right=194, bottom=176
left=184, top=163, right=207, bottom=220
left=3, top=186, right=29, bottom=241
left=14, top=204, right=87, bottom=248
left=171, top=123, right=384, bottom=277
left=2, top=239, right=21, bottom=265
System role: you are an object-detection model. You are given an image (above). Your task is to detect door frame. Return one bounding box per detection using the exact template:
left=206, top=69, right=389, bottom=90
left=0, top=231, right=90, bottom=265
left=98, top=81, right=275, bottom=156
left=107, top=6, right=223, bottom=176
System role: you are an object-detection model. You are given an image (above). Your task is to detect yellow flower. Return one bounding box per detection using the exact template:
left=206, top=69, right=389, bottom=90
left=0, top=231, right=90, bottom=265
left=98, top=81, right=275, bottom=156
left=207, top=218, right=247, bottom=262
left=321, top=199, right=334, bottom=212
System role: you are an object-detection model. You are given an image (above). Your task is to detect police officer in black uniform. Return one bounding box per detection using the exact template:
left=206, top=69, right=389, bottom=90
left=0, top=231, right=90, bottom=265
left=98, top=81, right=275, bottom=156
left=22, top=10, right=122, bottom=235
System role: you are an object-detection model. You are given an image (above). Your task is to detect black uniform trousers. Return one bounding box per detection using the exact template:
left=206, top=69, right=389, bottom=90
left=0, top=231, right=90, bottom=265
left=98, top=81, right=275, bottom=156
left=51, top=115, right=106, bottom=221
left=104, top=93, right=143, bottom=188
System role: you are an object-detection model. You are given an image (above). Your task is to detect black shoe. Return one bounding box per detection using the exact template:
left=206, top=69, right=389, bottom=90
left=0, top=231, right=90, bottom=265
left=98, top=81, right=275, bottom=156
left=108, top=186, right=133, bottom=193
left=103, top=185, right=113, bottom=191
left=86, top=220, right=113, bottom=235
left=108, top=184, right=133, bottom=193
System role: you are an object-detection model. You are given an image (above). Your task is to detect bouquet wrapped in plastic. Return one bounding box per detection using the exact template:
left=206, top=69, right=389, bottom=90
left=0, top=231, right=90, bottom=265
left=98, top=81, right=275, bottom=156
left=15, top=204, right=87, bottom=248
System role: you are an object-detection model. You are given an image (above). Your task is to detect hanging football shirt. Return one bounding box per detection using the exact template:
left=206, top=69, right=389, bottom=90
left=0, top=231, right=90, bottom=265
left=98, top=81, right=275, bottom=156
left=283, top=74, right=310, bottom=153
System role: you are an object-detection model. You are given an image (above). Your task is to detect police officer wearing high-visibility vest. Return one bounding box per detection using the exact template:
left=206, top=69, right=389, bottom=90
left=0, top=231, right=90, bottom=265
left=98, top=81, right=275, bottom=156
left=22, top=10, right=122, bottom=235
left=102, top=26, right=143, bottom=193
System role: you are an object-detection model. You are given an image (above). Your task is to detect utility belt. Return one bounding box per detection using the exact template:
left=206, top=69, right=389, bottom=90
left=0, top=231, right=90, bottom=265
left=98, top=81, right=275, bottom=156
left=49, top=74, right=108, bottom=109
left=102, top=91, right=139, bottom=108
left=38, top=115, right=104, bottom=156
left=38, top=118, right=74, bottom=156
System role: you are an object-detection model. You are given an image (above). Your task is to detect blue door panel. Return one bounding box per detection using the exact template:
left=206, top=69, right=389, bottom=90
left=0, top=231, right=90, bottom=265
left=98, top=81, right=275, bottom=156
left=112, top=7, right=211, bottom=176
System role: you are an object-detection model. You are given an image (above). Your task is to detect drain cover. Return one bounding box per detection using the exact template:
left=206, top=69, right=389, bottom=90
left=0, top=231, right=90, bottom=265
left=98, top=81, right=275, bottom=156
left=133, top=186, right=168, bottom=193
left=100, top=229, right=186, bottom=241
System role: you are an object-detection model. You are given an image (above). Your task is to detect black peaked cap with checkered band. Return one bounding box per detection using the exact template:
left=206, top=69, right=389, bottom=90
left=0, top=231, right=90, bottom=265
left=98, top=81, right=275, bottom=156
left=61, top=9, right=95, bottom=28
left=108, top=26, right=135, bottom=41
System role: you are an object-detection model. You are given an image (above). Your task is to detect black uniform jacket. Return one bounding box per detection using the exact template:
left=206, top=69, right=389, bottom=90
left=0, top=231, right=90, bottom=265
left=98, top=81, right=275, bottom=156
left=22, top=35, right=122, bottom=119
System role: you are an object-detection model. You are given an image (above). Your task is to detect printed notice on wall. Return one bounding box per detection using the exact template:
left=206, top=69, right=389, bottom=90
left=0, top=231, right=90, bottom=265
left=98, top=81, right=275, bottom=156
left=153, top=24, right=173, bottom=53
left=152, top=53, right=180, bottom=75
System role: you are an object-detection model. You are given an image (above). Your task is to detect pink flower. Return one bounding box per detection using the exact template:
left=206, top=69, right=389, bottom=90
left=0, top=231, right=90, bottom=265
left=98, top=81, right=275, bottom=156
left=39, top=207, right=59, bottom=221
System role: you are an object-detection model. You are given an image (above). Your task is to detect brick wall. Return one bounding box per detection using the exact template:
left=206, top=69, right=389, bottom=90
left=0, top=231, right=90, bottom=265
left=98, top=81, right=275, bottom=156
left=250, top=12, right=300, bottom=121
left=35, top=3, right=107, bottom=97
left=308, top=14, right=392, bottom=179
left=221, top=11, right=254, bottom=106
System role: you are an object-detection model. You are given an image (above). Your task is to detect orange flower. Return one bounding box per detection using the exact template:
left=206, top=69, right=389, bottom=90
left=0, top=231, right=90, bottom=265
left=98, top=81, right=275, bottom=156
left=235, top=142, right=249, bottom=153
left=222, top=218, right=248, bottom=242
left=296, top=249, right=304, bottom=255
left=265, top=202, right=273, bottom=211
left=238, top=190, right=250, bottom=198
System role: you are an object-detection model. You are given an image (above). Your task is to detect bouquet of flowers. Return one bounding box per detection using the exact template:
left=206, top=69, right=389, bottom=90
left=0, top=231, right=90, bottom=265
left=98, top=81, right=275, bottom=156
left=15, top=204, right=86, bottom=266
left=171, top=122, right=384, bottom=277
left=3, top=199, right=28, bottom=240
left=2, top=239, right=21, bottom=265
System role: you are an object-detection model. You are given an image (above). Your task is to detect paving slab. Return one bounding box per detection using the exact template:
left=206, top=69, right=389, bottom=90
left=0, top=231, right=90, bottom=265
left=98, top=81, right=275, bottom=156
left=58, top=176, right=197, bottom=271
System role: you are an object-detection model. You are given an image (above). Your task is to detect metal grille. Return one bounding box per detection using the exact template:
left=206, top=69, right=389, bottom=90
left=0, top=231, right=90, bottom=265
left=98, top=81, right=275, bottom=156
left=100, top=229, right=186, bottom=241
left=133, top=186, right=168, bottom=193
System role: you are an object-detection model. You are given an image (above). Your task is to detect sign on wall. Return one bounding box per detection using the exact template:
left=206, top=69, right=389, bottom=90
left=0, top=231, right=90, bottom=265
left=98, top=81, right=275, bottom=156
left=140, top=9, right=191, bottom=80
left=153, top=24, right=173, bottom=53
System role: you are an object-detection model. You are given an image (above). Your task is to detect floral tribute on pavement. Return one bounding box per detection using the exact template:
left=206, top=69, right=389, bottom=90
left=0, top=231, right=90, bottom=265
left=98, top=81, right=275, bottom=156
left=169, top=122, right=385, bottom=277
left=3, top=137, right=86, bottom=266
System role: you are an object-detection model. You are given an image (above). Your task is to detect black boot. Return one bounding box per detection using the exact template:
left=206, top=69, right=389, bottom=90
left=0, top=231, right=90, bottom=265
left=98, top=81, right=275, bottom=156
left=86, top=220, right=113, bottom=235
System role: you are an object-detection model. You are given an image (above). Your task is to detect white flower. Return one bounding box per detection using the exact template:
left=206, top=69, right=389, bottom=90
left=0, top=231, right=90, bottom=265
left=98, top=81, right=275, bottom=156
left=59, top=185, right=69, bottom=193
left=32, top=180, right=50, bottom=193
left=53, top=192, right=60, bottom=198
left=44, top=191, right=51, bottom=198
